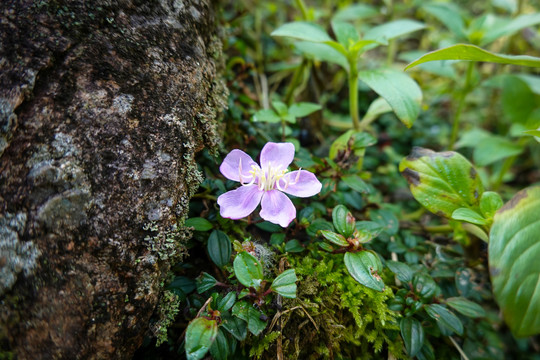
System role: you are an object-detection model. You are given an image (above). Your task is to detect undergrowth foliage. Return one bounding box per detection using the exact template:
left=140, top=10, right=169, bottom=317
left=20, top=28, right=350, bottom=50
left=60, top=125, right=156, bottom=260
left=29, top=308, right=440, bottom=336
left=133, top=0, right=540, bottom=359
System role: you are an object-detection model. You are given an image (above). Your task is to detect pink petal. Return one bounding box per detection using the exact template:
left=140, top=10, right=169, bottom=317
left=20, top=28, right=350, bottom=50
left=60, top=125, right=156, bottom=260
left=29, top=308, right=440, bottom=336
left=217, top=185, right=263, bottom=219
left=279, top=170, right=322, bottom=198
left=260, top=142, right=295, bottom=171
left=259, top=190, right=296, bottom=227
left=220, top=149, right=259, bottom=183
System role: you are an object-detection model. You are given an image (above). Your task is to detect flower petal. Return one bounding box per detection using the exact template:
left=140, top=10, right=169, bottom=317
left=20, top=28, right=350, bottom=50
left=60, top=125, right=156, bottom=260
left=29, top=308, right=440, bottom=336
left=218, top=185, right=263, bottom=219
left=220, top=149, right=259, bottom=183
left=259, top=190, right=296, bottom=227
left=279, top=170, right=322, bottom=197
left=260, top=142, right=295, bottom=171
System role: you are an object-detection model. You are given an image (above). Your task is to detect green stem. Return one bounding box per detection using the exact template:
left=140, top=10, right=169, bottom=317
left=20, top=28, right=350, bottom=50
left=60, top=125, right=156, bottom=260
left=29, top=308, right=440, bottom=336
left=284, top=60, right=306, bottom=106
left=295, top=0, right=309, bottom=20
left=349, top=71, right=360, bottom=131
left=449, top=62, right=475, bottom=148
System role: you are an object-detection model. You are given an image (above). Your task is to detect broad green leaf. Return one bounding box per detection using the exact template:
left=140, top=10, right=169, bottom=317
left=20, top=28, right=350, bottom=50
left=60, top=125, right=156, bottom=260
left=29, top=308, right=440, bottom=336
left=252, top=109, right=281, bottom=123
left=364, top=19, right=426, bottom=45
left=400, top=317, right=425, bottom=357
left=320, top=230, right=349, bottom=247
left=331, top=21, right=359, bottom=47
left=294, top=41, right=349, bottom=70
left=341, top=175, right=370, bottom=194
left=272, top=101, right=288, bottom=117
left=361, top=97, right=393, bottom=125
left=344, top=251, right=385, bottom=291
left=399, top=147, right=484, bottom=218
left=185, top=217, right=213, bottom=231
left=233, top=252, right=263, bottom=290
left=405, top=44, right=540, bottom=70
left=185, top=317, right=218, bottom=360
left=289, top=102, right=322, bottom=117
left=329, top=130, right=376, bottom=160
left=412, top=273, right=439, bottom=301
left=473, top=136, right=524, bottom=166
left=370, top=209, right=399, bottom=236
left=232, top=301, right=267, bottom=335
left=500, top=76, right=537, bottom=124
left=481, top=13, right=540, bottom=46
left=446, top=297, right=486, bottom=318
left=480, top=191, right=503, bottom=218
left=451, top=208, right=488, bottom=225
left=270, top=269, right=298, bottom=298
left=524, top=129, right=540, bottom=137
left=332, top=205, right=355, bottom=238
left=358, top=69, right=422, bottom=128
left=217, top=292, right=236, bottom=313
left=422, top=3, right=467, bottom=40
left=207, top=230, right=232, bottom=268
left=386, top=260, right=413, bottom=282
left=333, top=4, right=377, bottom=21
left=399, top=50, right=457, bottom=79
left=454, top=127, right=491, bottom=149
left=221, top=315, right=247, bottom=341
left=284, top=239, right=304, bottom=253
left=425, top=304, right=464, bottom=335
left=489, top=186, right=540, bottom=336
left=197, top=272, right=218, bottom=293
left=271, top=22, right=332, bottom=42
left=209, top=328, right=230, bottom=360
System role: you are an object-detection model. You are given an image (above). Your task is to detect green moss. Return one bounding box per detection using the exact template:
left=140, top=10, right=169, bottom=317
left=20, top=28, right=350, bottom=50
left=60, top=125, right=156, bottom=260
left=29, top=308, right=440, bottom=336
left=143, top=222, right=190, bottom=262
left=152, top=290, right=181, bottom=346
left=272, top=251, right=405, bottom=360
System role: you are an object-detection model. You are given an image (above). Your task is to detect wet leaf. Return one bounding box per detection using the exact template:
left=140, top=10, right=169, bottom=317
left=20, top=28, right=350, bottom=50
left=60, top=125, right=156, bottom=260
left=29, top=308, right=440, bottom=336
left=399, top=147, right=483, bottom=218
left=344, top=251, right=385, bottom=291
left=489, top=186, right=540, bottom=336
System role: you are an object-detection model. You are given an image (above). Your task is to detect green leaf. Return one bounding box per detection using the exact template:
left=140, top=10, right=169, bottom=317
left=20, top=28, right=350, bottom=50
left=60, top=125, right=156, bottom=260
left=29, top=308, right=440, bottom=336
left=422, top=2, right=467, bottom=40
left=185, top=217, right=213, bottom=231
left=446, top=297, right=486, bottom=318
left=288, top=102, right=322, bottom=117
left=489, top=186, right=540, bottom=336
left=294, top=41, right=349, bottom=70
left=233, top=252, right=263, bottom=290
left=360, top=97, right=393, bottom=125
left=221, top=314, right=247, bottom=341
left=185, top=317, right=218, bottom=360
left=331, top=21, right=359, bottom=47
left=232, top=301, right=267, bottom=336
left=386, top=260, right=413, bottom=282
left=196, top=272, right=218, bottom=293
left=252, top=109, right=281, bottom=123
left=481, top=13, right=540, bottom=46
left=272, top=101, right=288, bottom=117
left=320, top=230, right=349, bottom=247
left=333, top=3, right=377, bottom=21
left=270, top=269, right=298, bottom=298
left=332, top=205, right=355, bottom=238
left=217, top=292, right=236, bottom=313
left=425, top=304, right=464, bottom=335
left=370, top=208, right=399, bottom=235
left=284, top=239, right=304, bottom=253
left=451, top=208, right=488, bottom=225
left=271, top=21, right=332, bottom=42
left=399, top=147, right=484, bottom=218
left=400, top=317, right=425, bottom=357
left=473, top=136, right=524, bottom=166
left=524, top=129, right=540, bottom=137
left=341, top=175, right=370, bottom=193
left=405, top=44, right=540, bottom=70
left=364, top=19, right=426, bottom=45
left=412, top=273, right=439, bottom=301
left=480, top=191, right=503, bottom=218
left=209, top=328, right=230, bottom=360
left=344, top=251, right=385, bottom=291
left=207, top=230, right=232, bottom=268
left=358, top=69, right=422, bottom=128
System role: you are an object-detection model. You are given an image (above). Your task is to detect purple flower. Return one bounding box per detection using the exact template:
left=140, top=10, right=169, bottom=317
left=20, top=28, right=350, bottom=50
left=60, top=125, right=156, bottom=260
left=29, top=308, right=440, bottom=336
left=217, top=142, right=322, bottom=227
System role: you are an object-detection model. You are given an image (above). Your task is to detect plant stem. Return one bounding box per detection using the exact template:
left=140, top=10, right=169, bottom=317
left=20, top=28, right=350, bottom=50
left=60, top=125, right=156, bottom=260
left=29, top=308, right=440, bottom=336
left=449, top=62, right=474, bottom=148
left=284, top=60, right=306, bottom=106
left=349, top=71, right=360, bottom=131
left=492, top=137, right=529, bottom=190
left=295, top=0, right=309, bottom=20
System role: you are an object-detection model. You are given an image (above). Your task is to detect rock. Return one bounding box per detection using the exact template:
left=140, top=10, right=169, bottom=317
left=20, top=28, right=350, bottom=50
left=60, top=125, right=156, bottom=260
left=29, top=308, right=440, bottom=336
left=0, top=0, right=226, bottom=358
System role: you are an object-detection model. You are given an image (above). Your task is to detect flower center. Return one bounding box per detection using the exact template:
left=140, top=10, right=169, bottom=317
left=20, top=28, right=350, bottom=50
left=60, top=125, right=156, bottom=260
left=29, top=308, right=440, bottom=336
left=250, top=163, right=287, bottom=191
